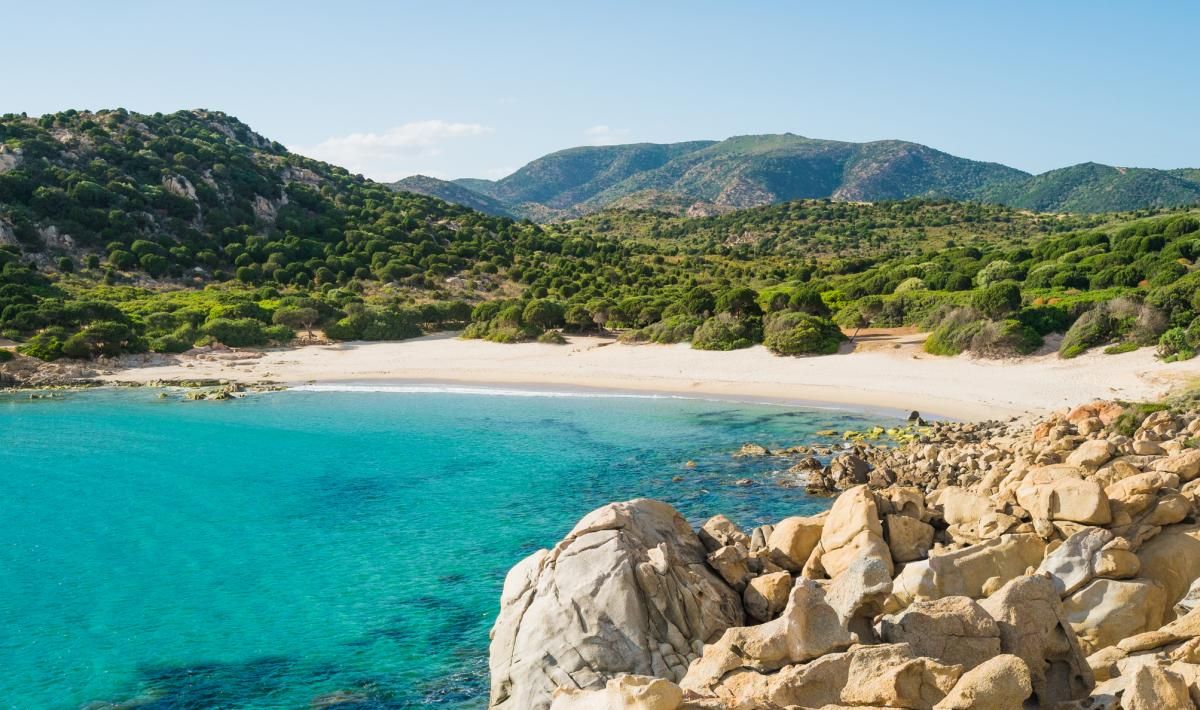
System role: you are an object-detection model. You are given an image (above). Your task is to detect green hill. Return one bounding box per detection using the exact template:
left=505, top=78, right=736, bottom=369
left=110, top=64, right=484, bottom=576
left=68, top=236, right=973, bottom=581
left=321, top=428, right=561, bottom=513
left=4, top=107, right=1200, bottom=369
left=389, top=174, right=515, bottom=218
left=396, top=135, right=1200, bottom=220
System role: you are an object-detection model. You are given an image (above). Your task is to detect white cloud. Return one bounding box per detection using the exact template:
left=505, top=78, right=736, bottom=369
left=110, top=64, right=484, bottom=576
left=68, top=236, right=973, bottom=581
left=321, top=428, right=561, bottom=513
left=291, top=120, right=492, bottom=181
left=583, top=125, right=631, bottom=146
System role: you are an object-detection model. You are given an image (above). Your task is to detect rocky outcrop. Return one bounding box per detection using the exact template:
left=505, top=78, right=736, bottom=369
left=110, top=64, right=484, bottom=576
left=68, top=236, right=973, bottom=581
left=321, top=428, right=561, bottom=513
left=488, top=499, right=743, bottom=710
left=491, top=400, right=1200, bottom=709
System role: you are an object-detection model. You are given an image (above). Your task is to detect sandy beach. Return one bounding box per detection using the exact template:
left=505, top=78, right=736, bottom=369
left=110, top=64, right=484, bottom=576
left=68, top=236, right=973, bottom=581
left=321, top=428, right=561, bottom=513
left=97, top=329, right=1200, bottom=420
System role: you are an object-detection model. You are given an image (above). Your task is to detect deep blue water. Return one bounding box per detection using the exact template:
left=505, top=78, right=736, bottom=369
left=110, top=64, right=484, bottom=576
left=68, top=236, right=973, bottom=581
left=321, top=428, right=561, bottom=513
left=0, top=386, right=897, bottom=709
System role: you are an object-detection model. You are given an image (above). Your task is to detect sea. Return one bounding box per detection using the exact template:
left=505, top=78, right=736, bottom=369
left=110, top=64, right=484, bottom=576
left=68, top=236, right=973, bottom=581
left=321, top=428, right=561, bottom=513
left=0, top=385, right=901, bottom=708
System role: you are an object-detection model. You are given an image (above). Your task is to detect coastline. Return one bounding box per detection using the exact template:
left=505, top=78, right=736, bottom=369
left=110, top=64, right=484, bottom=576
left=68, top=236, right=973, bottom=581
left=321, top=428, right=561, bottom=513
left=94, top=331, right=1200, bottom=421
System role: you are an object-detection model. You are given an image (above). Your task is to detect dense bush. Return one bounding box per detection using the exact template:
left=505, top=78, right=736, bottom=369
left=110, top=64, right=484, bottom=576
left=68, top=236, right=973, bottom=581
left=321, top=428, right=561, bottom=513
left=762, top=312, right=845, bottom=355
left=623, top=315, right=702, bottom=344
left=691, top=314, right=758, bottom=351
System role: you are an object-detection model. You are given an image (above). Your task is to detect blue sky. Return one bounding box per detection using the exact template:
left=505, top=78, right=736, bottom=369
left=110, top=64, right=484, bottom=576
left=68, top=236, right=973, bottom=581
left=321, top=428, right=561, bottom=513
left=6, top=1, right=1197, bottom=181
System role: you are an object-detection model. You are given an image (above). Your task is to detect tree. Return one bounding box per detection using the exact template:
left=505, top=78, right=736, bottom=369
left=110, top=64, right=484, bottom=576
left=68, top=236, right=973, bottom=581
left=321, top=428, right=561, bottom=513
left=972, top=281, right=1022, bottom=320
left=522, top=299, right=565, bottom=330
left=273, top=306, right=319, bottom=337
left=716, top=287, right=760, bottom=318
left=679, top=287, right=715, bottom=318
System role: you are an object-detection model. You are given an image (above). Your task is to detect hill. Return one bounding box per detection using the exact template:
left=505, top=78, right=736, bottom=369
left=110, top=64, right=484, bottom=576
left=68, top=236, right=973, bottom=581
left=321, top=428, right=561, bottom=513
left=4, top=107, right=1200, bottom=372
left=388, top=174, right=515, bottom=218
left=395, top=135, right=1200, bottom=220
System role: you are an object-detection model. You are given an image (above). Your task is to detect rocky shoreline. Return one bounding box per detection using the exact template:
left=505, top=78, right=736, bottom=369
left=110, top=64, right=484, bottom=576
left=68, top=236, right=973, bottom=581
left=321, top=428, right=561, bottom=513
left=489, top=395, right=1200, bottom=709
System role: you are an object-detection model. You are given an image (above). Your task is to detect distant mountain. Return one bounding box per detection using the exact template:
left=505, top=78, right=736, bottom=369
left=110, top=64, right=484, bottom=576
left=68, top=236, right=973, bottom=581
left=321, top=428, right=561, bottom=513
left=390, top=174, right=515, bottom=218
left=978, top=163, right=1200, bottom=213
left=391, top=134, right=1200, bottom=220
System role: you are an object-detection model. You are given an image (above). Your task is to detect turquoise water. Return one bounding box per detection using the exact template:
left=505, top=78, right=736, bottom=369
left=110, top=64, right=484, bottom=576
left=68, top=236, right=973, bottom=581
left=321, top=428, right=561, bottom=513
left=1, top=387, right=898, bottom=709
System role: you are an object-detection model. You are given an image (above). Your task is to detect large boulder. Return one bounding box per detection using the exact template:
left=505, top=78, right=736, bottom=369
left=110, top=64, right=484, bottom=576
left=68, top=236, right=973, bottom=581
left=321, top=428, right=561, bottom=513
left=549, top=675, right=682, bottom=710
left=765, top=515, right=822, bottom=572
left=1036, top=527, right=1139, bottom=597
left=1015, top=476, right=1112, bottom=525
left=697, top=514, right=749, bottom=553
left=979, top=574, right=1094, bottom=705
left=488, top=499, right=744, bottom=710
left=806, top=485, right=892, bottom=579
left=933, top=654, right=1033, bottom=710
left=1061, top=578, right=1168, bottom=655
left=1153, top=449, right=1200, bottom=481
left=881, top=596, right=1002, bottom=671
left=687, top=642, right=961, bottom=710
left=1136, top=523, right=1200, bottom=608
left=742, top=571, right=791, bottom=623
left=890, top=534, right=1047, bottom=607
left=1066, top=438, right=1115, bottom=470
left=886, top=513, right=935, bottom=563
left=681, top=578, right=852, bottom=693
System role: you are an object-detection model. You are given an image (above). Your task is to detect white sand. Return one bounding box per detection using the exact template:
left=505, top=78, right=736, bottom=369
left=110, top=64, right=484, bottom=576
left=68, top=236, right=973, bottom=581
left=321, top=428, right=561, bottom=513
left=100, top=331, right=1200, bottom=421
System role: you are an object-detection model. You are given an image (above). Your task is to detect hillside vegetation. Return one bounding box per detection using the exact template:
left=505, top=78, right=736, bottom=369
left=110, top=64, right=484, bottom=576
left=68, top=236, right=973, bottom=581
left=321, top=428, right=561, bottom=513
left=3, top=109, right=1200, bottom=367
left=392, top=134, right=1200, bottom=220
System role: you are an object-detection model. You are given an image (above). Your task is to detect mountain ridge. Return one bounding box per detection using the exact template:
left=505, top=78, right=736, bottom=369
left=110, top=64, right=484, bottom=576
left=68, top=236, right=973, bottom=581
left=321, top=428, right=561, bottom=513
left=390, top=134, right=1200, bottom=220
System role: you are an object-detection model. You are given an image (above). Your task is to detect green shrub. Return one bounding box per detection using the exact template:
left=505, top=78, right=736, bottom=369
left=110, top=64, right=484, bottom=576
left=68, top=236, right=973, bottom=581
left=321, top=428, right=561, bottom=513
left=1104, top=341, right=1139, bottom=354
left=1017, top=304, right=1071, bottom=335
left=200, top=318, right=270, bottom=347
left=264, top=324, right=294, bottom=343
left=971, top=281, right=1022, bottom=319
left=1059, top=306, right=1115, bottom=358
left=968, top=319, right=1043, bottom=357
left=536, top=330, right=567, bottom=344
left=17, top=327, right=69, bottom=361
left=924, top=309, right=987, bottom=356
left=623, top=315, right=702, bottom=344
left=762, top=312, right=845, bottom=356
left=0, top=348, right=13, bottom=362
left=692, top=314, right=758, bottom=351
left=1158, top=327, right=1196, bottom=362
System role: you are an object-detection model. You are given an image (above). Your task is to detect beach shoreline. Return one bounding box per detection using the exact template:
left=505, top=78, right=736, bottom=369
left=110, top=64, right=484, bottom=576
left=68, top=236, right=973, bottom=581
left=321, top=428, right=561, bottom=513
left=93, top=331, right=1200, bottom=421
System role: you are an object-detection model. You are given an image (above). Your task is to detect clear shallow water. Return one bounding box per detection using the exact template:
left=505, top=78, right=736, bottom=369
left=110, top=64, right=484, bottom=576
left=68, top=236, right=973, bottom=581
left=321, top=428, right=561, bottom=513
left=1, top=387, right=898, bottom=709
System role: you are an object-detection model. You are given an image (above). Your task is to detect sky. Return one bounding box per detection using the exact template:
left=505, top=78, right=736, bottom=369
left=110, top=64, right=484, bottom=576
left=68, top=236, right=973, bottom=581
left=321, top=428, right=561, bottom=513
left=6, top=1, right=1198, bottom=182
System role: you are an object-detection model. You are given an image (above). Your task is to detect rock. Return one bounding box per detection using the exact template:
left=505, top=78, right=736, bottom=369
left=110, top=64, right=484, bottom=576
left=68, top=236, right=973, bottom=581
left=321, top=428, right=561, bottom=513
left=549, top=675, right=683, bottom=710
left=886, top=513, right=934, bottom=563
left=1154, top=450, right=1200, bottom=481
left=687, top=642, right=960, bottom=710
left=1066, top=439, right=1115, bottom=470
left=765, top=515, right=822, bottom=572
left=681, top=578, right=853, bottom=693
left=1015, top=475, right=1112, bottom=525
left=979, top=574, right=1094, bottom=705
left=807, top=485, right=893, bottom=579
left=706, top=544, right=754, bottom=591
left=697, top=514, right=749, bottom=553
left=488, top=499, right=743, bottom=710
left=1136, top=523, right=1200, bottom=607
left=934, top=486, right=997, bottom=526
left=890, top=534, right=1047, bottom=607
left=933, top=654, right=1033, bottom=710
left=881, top=596, right=1002, bottom=671
left=1062, top=578, right=1168, bottom=655
left=1133, top=439, right=1167, bottom=456
left=734, top=443, right=769, bottom=457
left=1121, top=664, right=1195, bottom=710
left=1106, top=471, right=1181, bottom=517
left=829, top=452, right=872, bottom=488
left=743, top=571, right=792, bottom=623
left=824, top=555, right=893, bottom=642
left=1036, top=527, right=1139, bottom=597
